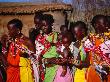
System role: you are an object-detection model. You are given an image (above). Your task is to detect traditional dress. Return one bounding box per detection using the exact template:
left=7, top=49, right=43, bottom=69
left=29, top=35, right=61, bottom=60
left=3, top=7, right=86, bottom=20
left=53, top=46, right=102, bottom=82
left=54, top=66, right=73, bottom=82
left=17, top=40, right=34, bottom=82
left=7, top=37, right=34, bottom=82
left=20, top=57, right=34, bottom=82
left=29, top=28, right=40, bottom=44
left=84, top=32, right=110, bottom=82
left=35, top=32, right=59, bottom=82
left=54, top=42, right=73, bottom=82
left=73, top=37, right=88, bottom=82
left=7, top=42, right=20, bottom=82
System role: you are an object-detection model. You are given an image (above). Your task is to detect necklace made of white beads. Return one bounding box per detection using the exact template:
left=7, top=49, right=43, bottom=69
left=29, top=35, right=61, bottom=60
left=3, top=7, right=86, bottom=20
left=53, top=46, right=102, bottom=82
left=10, top=36, right=39, bottom=66
left=85, top=32, right=110, bottom=67
left=10, top=35, right=34, bottom=56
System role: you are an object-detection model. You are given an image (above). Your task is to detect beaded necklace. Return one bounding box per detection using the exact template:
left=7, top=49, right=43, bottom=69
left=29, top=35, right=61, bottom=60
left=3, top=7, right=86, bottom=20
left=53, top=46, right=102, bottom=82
left=84, top=32, right=110, bottom=67
left=35, top=32, right=55, bottom=55
left=9, top=35, right=39, bottom=65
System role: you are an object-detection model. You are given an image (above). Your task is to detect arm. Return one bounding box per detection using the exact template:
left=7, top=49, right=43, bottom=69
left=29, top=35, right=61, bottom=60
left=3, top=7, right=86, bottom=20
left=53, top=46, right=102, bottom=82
left=61, top=65, right=67, bottom=77
left=20, top=36, right=36, bottom=58
left=80, top=52, right=90, bottom=68
left=74, top=52, right=90, bottom=69
left=44, top=57, right=67, bottom=65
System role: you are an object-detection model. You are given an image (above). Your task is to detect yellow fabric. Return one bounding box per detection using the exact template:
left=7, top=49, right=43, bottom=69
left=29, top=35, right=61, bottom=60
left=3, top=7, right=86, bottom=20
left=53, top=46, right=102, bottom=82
left=74, top=68, right=85, bottom=82
left=74, top=37, right=87, bottom=82
left=19, top=57, right=34, bottom=82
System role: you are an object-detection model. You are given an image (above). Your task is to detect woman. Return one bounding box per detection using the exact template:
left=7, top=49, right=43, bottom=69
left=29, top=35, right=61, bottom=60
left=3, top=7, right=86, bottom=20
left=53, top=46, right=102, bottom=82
left=29, top=12, right=43, bottom=82
left=85, top=15, right=110, bottom=82
left=29, top=12, right=43, bottom=45
left=70, top=21, right=90, bottom=82
left=0, top=41, right=6, bottom=82
left=35, top=14, right=61, bottom=82
left=6, top=19, right=35, bottom=82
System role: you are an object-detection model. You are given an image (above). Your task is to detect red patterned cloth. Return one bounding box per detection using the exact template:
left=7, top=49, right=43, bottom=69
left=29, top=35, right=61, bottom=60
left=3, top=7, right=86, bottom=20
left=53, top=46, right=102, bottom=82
left=36, top=34, right=51, bottom=55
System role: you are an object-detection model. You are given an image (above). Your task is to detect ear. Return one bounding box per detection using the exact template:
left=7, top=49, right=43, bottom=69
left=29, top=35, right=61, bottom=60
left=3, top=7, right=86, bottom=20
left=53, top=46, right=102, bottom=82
left=17, top=29, right=20, bottom=34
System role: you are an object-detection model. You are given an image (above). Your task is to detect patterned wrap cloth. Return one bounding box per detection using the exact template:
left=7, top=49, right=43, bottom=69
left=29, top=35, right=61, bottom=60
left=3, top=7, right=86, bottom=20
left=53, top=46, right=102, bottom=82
left=7, top=37, right=34, bottom=82
left=84, top=32, right=110, bottom=82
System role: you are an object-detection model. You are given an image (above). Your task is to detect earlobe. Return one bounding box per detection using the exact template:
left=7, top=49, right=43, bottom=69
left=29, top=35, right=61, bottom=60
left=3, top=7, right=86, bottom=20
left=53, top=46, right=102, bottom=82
left=17, top=29, right=20, bottom=34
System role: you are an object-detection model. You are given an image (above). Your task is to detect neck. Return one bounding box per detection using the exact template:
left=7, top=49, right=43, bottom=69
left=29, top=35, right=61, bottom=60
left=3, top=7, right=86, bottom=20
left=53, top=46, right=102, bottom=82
left=12, top=33, right=22, bottom=41
left=77, top=35, right=86, bottom=41
left=44, top=31, right=52, bottom=35
left=96, top=30, right=108, bottom=34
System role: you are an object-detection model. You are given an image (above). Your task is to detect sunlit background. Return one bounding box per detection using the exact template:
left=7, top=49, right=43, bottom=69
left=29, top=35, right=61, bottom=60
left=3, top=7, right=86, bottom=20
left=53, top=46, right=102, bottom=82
left=0, top=0, right=71, bottom=3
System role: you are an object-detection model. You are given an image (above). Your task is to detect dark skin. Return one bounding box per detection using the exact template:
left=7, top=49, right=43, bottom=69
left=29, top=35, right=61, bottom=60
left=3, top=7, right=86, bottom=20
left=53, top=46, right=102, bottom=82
left=71, top=25, right=90, bottom=69
left=1, top=34, right=8, bottom=49
left=94, top=18, right=109, bottom=34
left=61, top=38, right=71, bottom=76
left=72, top=26, right=86, bottom=41
left=41, top=20, right=55, bottom=46
left=57, top=34, right=73, bottom=77
left=34, top=17, right=41, bottom=30
left=29, top=15, right=42, bottom=45
left=0, top=34, right=9, bottom=65
left=58, top=26, right=71, bottom=41
left=45, top=37, right=71, bottom=77
left=40, top=20, right=67, bottom=65
left=60, top=26, right=68, bottom=34
left=41, top=20, right=50, bottom=34
left=39, top=20, right=54, bottom=62
left=7, top=24, right=35, bottom=58
left=0, top=52, right=7, bottom=69
left=93, top=17, right=110, bottom=74
left=41, top=20, right=73, bottom=77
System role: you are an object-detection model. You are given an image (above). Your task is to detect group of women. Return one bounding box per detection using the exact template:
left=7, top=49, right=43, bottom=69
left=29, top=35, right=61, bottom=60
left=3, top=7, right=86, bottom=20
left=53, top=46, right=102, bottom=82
left=0, top=12, right=110, bottom=82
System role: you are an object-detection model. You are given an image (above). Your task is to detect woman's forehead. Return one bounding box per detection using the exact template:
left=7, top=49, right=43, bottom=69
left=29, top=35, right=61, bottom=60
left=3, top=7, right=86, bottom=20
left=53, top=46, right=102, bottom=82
left=8, top=24, right=14, bottom=28
left=8, top=24, right=18, bottom=30
left=74, top=26, right=81, bottom=31
left=34, top=18, right=40, bottom=22
left=96, top=18, right=105, bottom=24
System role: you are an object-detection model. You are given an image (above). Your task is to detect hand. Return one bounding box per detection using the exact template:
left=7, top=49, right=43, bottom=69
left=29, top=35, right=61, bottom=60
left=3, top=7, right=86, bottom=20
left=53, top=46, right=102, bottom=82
left=48, top=58, right=57, bottom=64
left=60, top=69, right=67, bottom=77
left=68, top=57, right=74, bottom=64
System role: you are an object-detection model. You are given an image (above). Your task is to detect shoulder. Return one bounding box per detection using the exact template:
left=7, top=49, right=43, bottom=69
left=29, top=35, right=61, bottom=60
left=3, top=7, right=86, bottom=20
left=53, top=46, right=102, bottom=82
left=21, top=35, right=32, bottom=46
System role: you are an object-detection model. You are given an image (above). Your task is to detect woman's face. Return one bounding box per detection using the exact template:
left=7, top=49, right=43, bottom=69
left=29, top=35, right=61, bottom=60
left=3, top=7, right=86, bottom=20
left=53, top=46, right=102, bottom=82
left=41, top=20, right=49, bottom=34
left=95, top=18, right=108, bottom=33
left=34, top=18, right=41, bottom=29
left=7, top=24, right=19, bottom=38
left=72, top=26, right=84, bottom=39
left=60, top=27, right=67, bottom=34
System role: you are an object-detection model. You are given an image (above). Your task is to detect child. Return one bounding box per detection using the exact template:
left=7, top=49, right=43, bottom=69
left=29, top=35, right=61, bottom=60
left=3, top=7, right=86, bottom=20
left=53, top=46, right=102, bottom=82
left=58, top=25, right=71, bottom=41
left=54, top=34, right=73, bottom=82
